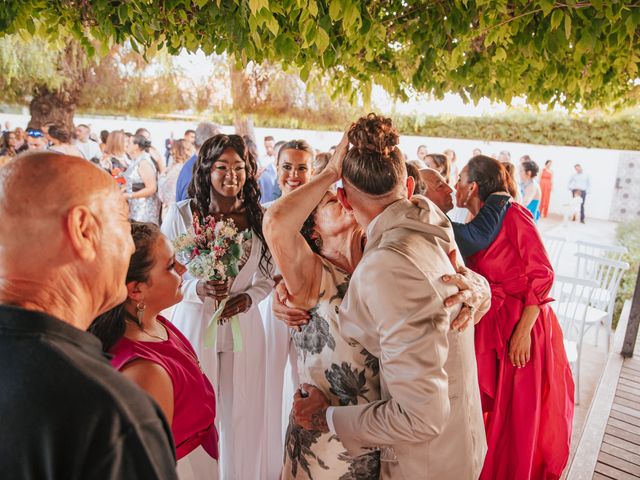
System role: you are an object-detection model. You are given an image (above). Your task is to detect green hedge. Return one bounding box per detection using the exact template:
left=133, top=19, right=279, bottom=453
left=158, top=109, right=640, bottom=151
left=614, top=221, right=640, bottom=329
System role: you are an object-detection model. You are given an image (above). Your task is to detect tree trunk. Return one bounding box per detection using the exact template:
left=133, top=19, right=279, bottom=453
left=229, top=60, right=255, bottom=141
left=27, top=86, right=78, bottom=132
left=27, top=42, right=88, bottom=133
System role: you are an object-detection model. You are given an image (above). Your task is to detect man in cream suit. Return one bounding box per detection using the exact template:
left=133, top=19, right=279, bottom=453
left=293, top=141, right=488, bottom=479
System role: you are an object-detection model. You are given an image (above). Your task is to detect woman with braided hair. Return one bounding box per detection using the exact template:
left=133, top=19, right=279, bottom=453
left=161, top=134, right=274, bottom=480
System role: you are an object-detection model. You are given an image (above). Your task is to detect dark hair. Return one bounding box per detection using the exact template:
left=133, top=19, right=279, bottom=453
left=521, top=160, right=539, bottom=178
left=500, top=162, right=519, bottom=198
left=133, top=134, right=152, bottom=152
left=89, top=222, right=161, bottom=351
left=467, top=155, right=510, bottom=201
left=521, top=154, right=532, bottom=163
left=77, top=124, right=89, bottom=130
left=188, top=134, right=271, bottom=276
left=264, top=136, right=274, bottom=142
left=425, top=153, right=450, bottom=181
left=342, top=113, right=405, bottom=195
left=185, top=129, right=196, bottom=136
left=276, top=139, right=314, bottom=165
left=135, top=128, right=150, bottom=137
left=47, top=125, right=71, bottom=143
left=545, top=159, right=552, bottom=166
left=406, top=161, right=426, bottom=195
left=100, top=130, right=109, bottom=144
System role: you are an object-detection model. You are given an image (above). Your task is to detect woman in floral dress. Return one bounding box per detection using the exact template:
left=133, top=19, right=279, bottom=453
left=264, top=135, right=380, bottom=479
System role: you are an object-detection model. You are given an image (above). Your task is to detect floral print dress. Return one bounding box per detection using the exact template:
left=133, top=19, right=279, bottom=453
left=282, top=258, right=381, bottom=480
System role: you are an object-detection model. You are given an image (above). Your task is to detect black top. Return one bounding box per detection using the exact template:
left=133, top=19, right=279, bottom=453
left=0, top=305, right=178, bottom=480
left=451, top=193, right=512, bottom=258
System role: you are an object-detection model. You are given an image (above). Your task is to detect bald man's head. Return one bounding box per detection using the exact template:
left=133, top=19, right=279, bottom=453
left=419, top=168, right=454, bottom=213
left=0, top=153, right=135, bottom=326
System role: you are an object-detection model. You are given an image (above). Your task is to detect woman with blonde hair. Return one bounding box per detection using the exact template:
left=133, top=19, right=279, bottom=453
left=158, top=139, right=190, bottom=221
left=102, top=130, right=130, bottom=171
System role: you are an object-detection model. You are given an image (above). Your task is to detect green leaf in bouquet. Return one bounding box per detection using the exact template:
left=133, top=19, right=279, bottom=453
left=230, top=243, right=242, bottom=257
left=227, top=263, right=240, bottom=277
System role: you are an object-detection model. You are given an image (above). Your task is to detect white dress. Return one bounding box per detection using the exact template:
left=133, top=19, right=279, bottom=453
left=259, top=201, right=300, bottom=480
left=162, top=200, right=274, bottom=480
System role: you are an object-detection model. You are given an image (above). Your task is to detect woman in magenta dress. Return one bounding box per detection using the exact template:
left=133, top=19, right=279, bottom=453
left=90, top=222, right=218, bottom=479
left=455, top=155, right=574, bottom=480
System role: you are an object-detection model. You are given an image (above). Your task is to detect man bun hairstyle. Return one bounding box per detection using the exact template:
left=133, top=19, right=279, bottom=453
left=342, top=113, right=406, bottom=196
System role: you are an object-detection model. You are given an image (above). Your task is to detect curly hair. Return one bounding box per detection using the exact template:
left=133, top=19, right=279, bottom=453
left=342, top=113, right=406, bottom=195
left=187, top=134, right=271, bottom=276
left=89, top=222, right=160, bottom=351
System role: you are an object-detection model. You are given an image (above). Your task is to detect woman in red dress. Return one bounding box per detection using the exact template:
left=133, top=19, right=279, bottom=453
left=539, top=160, right=553, bottom=218
left=456, top=155, right=574, bottom=480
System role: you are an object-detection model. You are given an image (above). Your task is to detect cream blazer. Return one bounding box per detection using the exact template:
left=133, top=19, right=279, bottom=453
left=335, top=197, right=487, bottom=479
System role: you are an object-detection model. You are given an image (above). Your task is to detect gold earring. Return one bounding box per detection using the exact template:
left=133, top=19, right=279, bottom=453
left=136, top=301, right=146, bottom=324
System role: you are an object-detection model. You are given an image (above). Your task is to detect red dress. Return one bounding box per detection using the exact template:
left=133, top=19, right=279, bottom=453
left=110, top=317, right=218, bottom=460
left=466, top=203, right=574, bottom=480
left=539, top=169, right=553, bottom=218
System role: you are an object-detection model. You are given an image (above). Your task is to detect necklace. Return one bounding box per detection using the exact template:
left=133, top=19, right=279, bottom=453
left=125, top=318, right=168, bottom=342
left=166, top=327, right=204, bottom=373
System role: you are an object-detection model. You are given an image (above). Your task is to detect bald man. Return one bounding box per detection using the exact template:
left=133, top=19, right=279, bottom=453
left=419, top=167, right=511, bottom=258
left=0, top=154, right=177, bottom=479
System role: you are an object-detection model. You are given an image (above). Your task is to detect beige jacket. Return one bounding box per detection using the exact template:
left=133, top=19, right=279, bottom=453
left=335, top=197, right=487, bottom=479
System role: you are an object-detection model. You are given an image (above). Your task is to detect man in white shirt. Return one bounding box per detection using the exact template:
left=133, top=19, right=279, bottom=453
left=568, top=163, right=590, bottom=223
left=74, top=124, right=102, bottom=162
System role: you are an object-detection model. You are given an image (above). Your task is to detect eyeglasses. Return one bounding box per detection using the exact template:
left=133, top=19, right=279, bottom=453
left=26, top=129, right=45, bottom=138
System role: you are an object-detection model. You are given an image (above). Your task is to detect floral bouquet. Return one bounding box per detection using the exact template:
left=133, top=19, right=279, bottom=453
left=173, top=214, right=251, bottom=350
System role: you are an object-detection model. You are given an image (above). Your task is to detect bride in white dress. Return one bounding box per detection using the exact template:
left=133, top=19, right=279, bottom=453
left=162, top=134, right=273, bottom=480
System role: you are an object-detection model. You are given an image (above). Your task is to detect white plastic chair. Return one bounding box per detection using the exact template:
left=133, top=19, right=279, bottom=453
left=551, top=275, right=600, bottom=405
left=575, top=240, right=628, bottom=262
left=573, top=253, right=629, bottom=353
left=541, top=234, right=567, bottom=271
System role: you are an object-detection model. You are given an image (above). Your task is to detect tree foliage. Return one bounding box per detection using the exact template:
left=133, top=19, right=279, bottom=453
left=1, top=1, right=639, bottom=109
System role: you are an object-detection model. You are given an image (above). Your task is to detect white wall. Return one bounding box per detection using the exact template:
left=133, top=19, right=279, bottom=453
left=2, top=112, right=628, bottom=220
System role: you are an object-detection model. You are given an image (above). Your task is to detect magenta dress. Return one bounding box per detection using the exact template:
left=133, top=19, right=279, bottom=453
left=466, top=203, right=574, bottom=480
left=110, top=316, right=218, bottom=460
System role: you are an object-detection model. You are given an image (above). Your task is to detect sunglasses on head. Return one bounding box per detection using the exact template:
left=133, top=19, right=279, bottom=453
left=26, top=129, right=44, bottom=138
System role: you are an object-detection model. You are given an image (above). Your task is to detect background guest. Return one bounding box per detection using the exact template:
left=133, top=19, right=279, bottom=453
left=0, top=130, right=17, bottom=157
left=444, top=148, right=459, bottom=185
left=26, top=128, right=48, bottom=151
left=124, top=134, right=161, bottom=225
left=101, top=130, right=130, bottom=172
left=99, top=129, right=109, bottom=152
left=539, top=159, right=553, bottom=218
left=48, top=125, right=84, bottom=157
left=520, top=160, right=542, bottom=222
left=158, top=139, right=190, bottom=221
left=74, top=124, right=103, bottom=162
left=175, top=122, right=221, bottom=202
left=417, top=144, right=428, bottom=162
left=312, top=151, right=331, bottom=176
left=424, top=153, right=451, bottom=183
left=568, top=163, right=590, bottom=223
left=502, top=162, right=523, bottom=203
left=136, top=127, right=167, bottom=174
